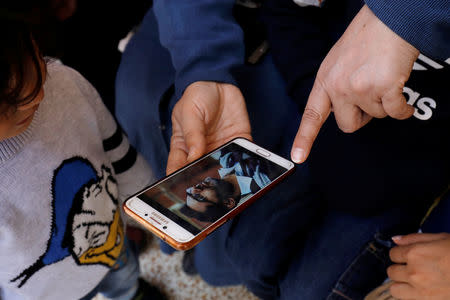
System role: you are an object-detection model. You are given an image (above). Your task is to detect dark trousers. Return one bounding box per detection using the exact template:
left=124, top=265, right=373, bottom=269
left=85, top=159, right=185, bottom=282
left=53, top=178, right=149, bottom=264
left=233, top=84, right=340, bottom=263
left=115, top=8, right=427, bottom=300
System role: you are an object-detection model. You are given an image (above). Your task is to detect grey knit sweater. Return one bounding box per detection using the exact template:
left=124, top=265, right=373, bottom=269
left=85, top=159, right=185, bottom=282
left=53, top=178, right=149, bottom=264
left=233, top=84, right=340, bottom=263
left=0, top=62, right=154, bottom=300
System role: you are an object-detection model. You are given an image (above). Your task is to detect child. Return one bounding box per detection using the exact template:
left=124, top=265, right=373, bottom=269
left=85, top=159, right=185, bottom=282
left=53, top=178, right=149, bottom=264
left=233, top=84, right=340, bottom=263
left=0, top=4, right=164, bottom=300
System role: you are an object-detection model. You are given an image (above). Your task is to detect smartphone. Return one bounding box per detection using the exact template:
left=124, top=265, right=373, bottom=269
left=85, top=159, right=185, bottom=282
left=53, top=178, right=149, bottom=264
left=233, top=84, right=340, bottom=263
left=123, top=138, right=295, bottom=250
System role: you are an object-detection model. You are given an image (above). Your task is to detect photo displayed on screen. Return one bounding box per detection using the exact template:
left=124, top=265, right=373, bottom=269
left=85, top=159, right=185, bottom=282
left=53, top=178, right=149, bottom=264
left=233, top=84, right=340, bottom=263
left=137, top=143, right=287, bottom=235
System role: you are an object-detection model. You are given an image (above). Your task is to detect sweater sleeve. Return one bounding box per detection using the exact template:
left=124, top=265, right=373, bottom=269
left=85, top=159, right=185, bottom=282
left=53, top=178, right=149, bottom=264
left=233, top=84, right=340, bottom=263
left=153, top=0, right=245, bottom=99
left=68, top=67, right=155, bottom=201
left=365, top=0, right=450, bottom=61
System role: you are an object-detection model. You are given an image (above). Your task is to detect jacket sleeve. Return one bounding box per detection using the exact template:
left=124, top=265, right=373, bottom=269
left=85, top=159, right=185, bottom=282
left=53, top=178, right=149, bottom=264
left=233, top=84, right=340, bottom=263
left=365, top=0, right=449, bottom=61
left=153, top=0, right=245, bottom=99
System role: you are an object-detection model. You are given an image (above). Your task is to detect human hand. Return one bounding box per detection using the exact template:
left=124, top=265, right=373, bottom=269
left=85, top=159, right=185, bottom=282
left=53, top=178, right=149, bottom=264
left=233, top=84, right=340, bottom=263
left=387, top=233, right=450, bottom=300
left=166, top=81, right=251, bottom=175
left=290, top=4, right=419, bottom=164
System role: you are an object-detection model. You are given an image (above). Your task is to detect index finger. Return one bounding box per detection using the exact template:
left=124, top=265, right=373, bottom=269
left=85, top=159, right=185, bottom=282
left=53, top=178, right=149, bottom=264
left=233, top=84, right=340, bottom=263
left=291, top=80, right=332, bottom=163
left=392, top=233, right=448, bottom=246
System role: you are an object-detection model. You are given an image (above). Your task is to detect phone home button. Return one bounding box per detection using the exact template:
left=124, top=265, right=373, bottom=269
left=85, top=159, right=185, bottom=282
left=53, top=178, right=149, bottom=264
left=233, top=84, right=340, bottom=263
left=256, top=148, right=270, bottom=157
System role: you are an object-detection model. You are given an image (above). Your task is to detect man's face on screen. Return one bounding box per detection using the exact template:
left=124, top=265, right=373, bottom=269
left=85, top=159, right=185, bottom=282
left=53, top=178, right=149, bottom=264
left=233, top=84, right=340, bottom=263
left=185, top=177, right=234, bottom=213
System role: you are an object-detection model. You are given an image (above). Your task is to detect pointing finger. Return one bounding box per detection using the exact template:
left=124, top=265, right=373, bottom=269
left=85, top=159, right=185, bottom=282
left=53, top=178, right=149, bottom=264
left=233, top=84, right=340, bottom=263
left=291, top=80, right=331, bottom=164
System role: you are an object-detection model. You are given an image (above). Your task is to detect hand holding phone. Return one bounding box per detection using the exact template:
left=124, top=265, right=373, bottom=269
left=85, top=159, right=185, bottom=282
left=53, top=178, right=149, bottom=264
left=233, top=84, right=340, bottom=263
left=124, top=138, right=295, bottom=250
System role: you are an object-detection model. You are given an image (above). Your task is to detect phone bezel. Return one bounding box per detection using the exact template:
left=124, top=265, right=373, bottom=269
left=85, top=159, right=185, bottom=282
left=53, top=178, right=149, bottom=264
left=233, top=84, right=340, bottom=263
left=123, top=137, right=295, bottom=250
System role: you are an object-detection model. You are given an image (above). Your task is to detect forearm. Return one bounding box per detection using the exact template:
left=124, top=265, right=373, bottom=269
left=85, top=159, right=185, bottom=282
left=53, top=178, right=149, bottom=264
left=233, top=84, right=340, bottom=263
left=153, top=0, right=245, bottom=99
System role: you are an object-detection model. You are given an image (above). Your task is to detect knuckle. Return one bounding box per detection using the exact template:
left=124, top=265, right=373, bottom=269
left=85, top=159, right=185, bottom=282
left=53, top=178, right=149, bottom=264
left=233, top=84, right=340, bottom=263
left=373, top=110, right=388, bottom=118
left=368, top=102, right=388, bottom=118
left=170, top=136, right=186, bottom=150
left=376, top=70, right=401, bottom=88
left=303, top=107, right=323, bottom=123
left=397, top=74, right=409, bottom=86
left=350, top=75, right=371, bottom=94
left=386, top=266, right=395, bottom=278
left=405, top=247, right=418, bottom=261
left=333, top=77, right=346, bottom=94
left=323, top=70, right=344, bottom=94
left=441, top=233, right=450, bottom=239
left=391, top=106, right=413, bottom=120
left=338, top=121, right=359, bottom=133
left=408, top=270, right=425, bottom=284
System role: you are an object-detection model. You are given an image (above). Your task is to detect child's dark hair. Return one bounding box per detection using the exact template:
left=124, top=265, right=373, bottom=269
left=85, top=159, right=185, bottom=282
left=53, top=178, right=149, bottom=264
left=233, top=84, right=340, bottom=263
left=0, top=3, right=56, bottom=113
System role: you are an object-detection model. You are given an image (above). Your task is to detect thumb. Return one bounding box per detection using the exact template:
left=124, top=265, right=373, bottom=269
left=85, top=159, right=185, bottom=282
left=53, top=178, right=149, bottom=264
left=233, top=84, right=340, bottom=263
left=166, top=103, right=207, bottom=175
left=179, top=106, right=207, bottom=164
left=392, top=233, right=448, bottom=246
left=291, top=81, right=331, bottom=164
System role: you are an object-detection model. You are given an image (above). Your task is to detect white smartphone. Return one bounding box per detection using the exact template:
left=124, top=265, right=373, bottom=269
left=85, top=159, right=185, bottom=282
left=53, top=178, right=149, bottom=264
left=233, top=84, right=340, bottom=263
left=123, top=138, right=295, bottom=250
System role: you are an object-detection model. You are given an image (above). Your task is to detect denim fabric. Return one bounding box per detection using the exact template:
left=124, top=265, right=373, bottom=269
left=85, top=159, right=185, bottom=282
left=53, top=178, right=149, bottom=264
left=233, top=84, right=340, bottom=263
left=80, top=239, right=140, bottom=300
left=326, top=192, right=450, bottom=300
left=326, top=235, right=393, bottom=300
left=422, top=191, right=450, bottom=233
left=194, top=166, right=317, bottom=300
left=279, top=208, right=423, bottom=300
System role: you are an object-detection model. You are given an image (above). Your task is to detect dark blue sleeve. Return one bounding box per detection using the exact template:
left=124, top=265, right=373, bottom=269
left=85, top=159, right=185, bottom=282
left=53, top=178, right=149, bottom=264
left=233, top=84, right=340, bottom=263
left=153, top=0, right=245, bottom=99
left=365, top=0, right=450, bottom=61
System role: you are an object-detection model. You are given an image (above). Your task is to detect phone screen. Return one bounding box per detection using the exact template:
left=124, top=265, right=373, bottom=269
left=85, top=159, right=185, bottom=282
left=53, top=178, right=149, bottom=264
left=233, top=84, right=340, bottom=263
left=136, top=142, right=289, bottom=235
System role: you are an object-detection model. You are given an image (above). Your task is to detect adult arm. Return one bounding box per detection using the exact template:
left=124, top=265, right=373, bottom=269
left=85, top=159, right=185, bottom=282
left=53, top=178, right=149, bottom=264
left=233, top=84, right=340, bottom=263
left=290, top=4, right=420, bottom=163
left=153, top=0, right=245, bottom=99
left=152, top=0, right=252, bottom=174
left=291, top=0, right=450, bottom=163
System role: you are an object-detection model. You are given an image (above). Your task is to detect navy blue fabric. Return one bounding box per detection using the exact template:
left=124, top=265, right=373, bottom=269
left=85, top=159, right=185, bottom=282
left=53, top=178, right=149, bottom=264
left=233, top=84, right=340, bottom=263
left=153, top=0, right=244, bottom=100
left=422, top=191, right=450, bottom=233
left=263, top=0, right=450, bottom=216
left=310, top=63, right=450, bottom=216
left=195, top=168, right=318, bottom=299
left=279, top=208, right=423, bottom=300
left=365, top=0, right=450, bottom=61
left=115, top=2, right=449, bottom=299
left=262, top=0, right=360, bottom=109
left=116, top=8, right=174, bottom=179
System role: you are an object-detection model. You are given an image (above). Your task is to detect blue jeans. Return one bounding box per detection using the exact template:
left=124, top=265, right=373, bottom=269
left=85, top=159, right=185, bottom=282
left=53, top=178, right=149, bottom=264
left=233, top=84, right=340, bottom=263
left=193, top=201, right=423, bottom=300
left=279, top=208, right=424, bottom=300
left=80, top=239, right=140, bottom=300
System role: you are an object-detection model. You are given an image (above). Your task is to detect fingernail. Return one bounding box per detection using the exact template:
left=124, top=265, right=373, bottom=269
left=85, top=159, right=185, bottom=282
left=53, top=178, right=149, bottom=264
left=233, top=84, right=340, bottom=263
left=291, top=148, right=305, bottom=164
left=392, top=235, right=403, bottom=242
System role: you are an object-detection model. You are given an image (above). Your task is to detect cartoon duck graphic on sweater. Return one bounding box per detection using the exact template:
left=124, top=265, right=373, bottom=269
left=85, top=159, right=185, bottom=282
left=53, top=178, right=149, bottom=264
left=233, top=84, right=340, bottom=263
left=11, top=157, right=124, bottom=287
